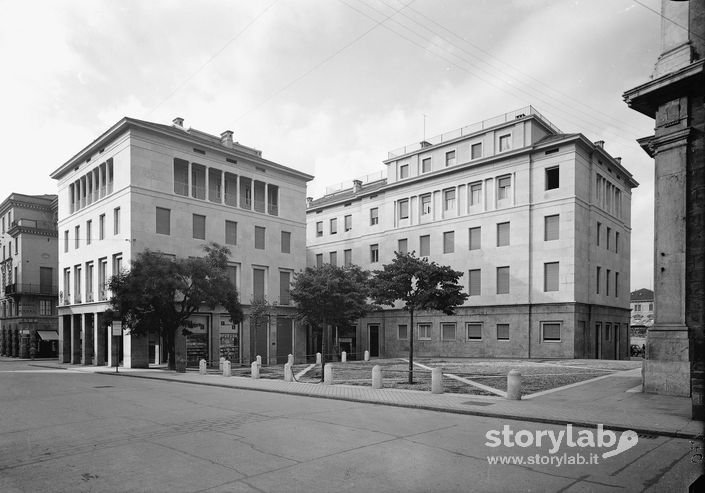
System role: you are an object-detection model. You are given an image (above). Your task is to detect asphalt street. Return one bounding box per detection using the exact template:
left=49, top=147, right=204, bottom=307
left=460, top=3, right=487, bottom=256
left=0, top=359, right=701, bottom=492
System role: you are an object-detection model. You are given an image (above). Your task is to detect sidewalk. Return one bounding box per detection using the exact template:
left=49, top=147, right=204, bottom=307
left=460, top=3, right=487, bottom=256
left=34, top=361, right=703, bottom=439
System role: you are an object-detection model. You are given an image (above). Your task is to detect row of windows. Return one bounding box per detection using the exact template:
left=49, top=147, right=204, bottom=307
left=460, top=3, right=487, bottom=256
left=68, top=159, right=115, bottom=214
left=1, top=238, right=19, bottom=260
left=173, top=159, right=279, bottom=216
left=0, top=299, right=55, bottom=318
left=62, top=254, right=120, bottom=304
left=632, top=303, right=653, bottom=312
left=595, top=174, right=623, bottom=219
left=596, top=222, right=620, bottom=253
left=395, top=321, right=562, bottom=342
left=596, top=267, right=621, bottom=297
left=64, top=208, right=120, bottom=253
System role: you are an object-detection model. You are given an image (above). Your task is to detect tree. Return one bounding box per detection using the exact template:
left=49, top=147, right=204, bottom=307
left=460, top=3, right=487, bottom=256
left=107, top=243, right=243, bottom=371
left=249, top=297, right=273, bottom=363
left=290, top=264, right=372, bottom=380
left=370, top=252, right=468, bottom=384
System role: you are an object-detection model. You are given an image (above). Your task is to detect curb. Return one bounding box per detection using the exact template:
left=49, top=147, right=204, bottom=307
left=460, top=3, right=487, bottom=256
left=102, top=370, right=702, bottom=441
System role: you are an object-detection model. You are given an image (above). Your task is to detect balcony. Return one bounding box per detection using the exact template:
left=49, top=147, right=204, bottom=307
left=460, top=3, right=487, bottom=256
left=4, top=283, right=58, bottom=297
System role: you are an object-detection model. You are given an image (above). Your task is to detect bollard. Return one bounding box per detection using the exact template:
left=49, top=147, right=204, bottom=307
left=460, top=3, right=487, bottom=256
left=251, top=361, right=260, bottom=379
left=256, top=355, right=262, bottom=367
left=324, top=363, right=333, bottom=385
left=219, top=357, right=225, bottom=371
left=316, top=352, right=321, bottom=364
left=223, top=360, right=231, bottom=377
left=284, top=363, right=293, bottom=382
left=506, top=370, right=522, bottom=400
left=341, top=351, right=347, bottom=363
left=288, top=354, right=294, bottom=366
left=364, top=350, right=370, bottom=361
left=199, top=359, right=207, bottom=375
left=372, top=365, right=383, bottom=389
left=431, top=367, right=443, bottom=394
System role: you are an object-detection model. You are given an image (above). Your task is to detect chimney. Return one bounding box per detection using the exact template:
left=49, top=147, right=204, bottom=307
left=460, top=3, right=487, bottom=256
left=221, top=130, right=234, bottom=148
left=353, top=179, right=363, bottom=193
left=594, top=140, right=604, bottom=149
left=615, top=157, right=622, bottom=164
left=172, top=117, right=184, bottom=128
left=306, top=197, right=313, bottom=208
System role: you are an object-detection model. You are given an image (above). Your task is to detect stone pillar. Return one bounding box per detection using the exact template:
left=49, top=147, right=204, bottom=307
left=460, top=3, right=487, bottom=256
left=364, top=350, right=370, bottom=361
left=94, top=313, right=106, bottom=366
left=284, top=363, right=293, bottom=382
left=323, top=363, right=333, bottom=385
left=507, top=370, right=522, bottom=400
left=316, top=352, right=321, bottom=364
left=199, top=359, right=207, bottom=375
left=251, top=361, right=260, bottom=379
left=58, top=316, right=70, bottom=363
left=287, top=354, right=294, bottom=366
left=372, top=365, right=383, bottom=389
left=341, top=351, right=347, bottom=363
left=223, top=360, right=231, bottom=377
left=71, top=315, right=81, bottom=364
left=431, top=367, right=443, bottom=394
left=82, top=314, right=93, bottom=365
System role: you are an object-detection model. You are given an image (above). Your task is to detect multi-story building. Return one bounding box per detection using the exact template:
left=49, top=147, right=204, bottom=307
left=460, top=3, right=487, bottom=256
left=630, top=288, right=654, bottom=321
left=307, top=107, right=637, bottom=360
left=50, top=117, right=312, bottom=368
left=0, top=193, right=59, bottom=358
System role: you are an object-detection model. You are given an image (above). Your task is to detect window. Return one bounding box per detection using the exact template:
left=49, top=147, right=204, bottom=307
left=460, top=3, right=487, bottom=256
left=156, top=207, right=171, bottom=235
left=497, top=324, right=510, bottom=340
left=39, top=299, right=52, bottom=316
left=649, top=303, right=654, bottom=311
left=98, top=258, right=107, bottom=300
left=267, top=184, right=279, bottom=215
left=443, top=231, right=454, bottom=254
left=606, top=269, right=611, bottom=296
left=344, top=249, right=352, bottom=266
left=254, top=181, right=266, bottom=213
left=398, top=199, right=409, bottom=220
left=224, top=172, right=237, bottom=207
left=329, top=251, right=337, bottom=266
left=615, top=272, right=619, bottom=297
left=191, top=164, right=206, bottom=199
left=86, top=220, right=92, bottom=245
left=240, top=177, right=252, bottom=209
left=615, top=232, right=620, bottom=253
left=542, top=322, right=561, bottom=342
left=470, top=183, right=482, bottom=206
left=398, top=324, right=408, bottom=340
left=370, top=208, right=379, bottom=226
left=192, top=214, right=206, bottom=240
left=225, top=220, right=237, bottom=245
left=174, top=158, right=189, bottom=196
left=441, top=323, right=456, bottom=341
left=344, top=215, right=352, bottom=232
left=252, top=268, right=265, bottom=302
left=112, top=253, right=123, bottom=277
left=443, top=189, right=456, bottom=211
left=316, top=221, right=323, bottom=237
left=316, top=254, right=323, bottom=267
left=445, top=150, right=456, bottom=167
left=75, top=225, right=80, bottom=249
left=399, top=163, right=409, bottom=179
left=330, top=218, right=337, bottom=235
left=226, top=264, right=238, bottom=289
left=418, top=323, right=431, bottom=340
left=471, top=142, right=482, bottom=160
left=545, top=167, right=559, bottom=190
left=85, top=262, right=94, bottom=302
left=467, top=323, right=482, bottom=340
left=421, top=194, right=432, bottom=215
left=606, top=227, right=611, bottom=250
left=422, top=157, right=432, bottom=173
left=113, top=207, right=121, bottom=235
left=419, top=235, right=430, bottom=256
left=634, top=303, right=641, bottom=311
left=544, top=215, right=559, bottom=241
left=596, top=266, right=601, bottom=294
left=497, top=176, right=511, bottom=200
left=597, top=222, right=601, bottom=246
left=499, top=134, right=511, bottom=152
left=469, top=269, right=481, bottom=296
left=74, top=265, right=82, bottom=302
left=254, top=226, right=265, bottom=250
left=397, top=238, right=408, bottom=254
left=63, top=268, right=70, bottom=301
left=281, top=231, right=291, bottom=254
left=469, top=227, right=481, bottom=250
left=496, top=266, right=510, bottom=294
left=279, top=271, right=291, bottom=305
left=370, top=244, right=379, bottom=263
left=497, top=222, right=510, bottom=247
left=544, top=262, right=559, bottom=292
left=99, top=214, right=105, bottom=240
left=208, top=168, right=222, bottom=203
left=64, top=230, right=69, bottom=253
left=605, top=323, right=612, bottom=341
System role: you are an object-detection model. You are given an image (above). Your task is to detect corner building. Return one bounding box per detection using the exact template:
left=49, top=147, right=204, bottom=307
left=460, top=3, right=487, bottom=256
left=51, top=117, right=312, bottom=368
left=307, top=107, right=637, bottom=359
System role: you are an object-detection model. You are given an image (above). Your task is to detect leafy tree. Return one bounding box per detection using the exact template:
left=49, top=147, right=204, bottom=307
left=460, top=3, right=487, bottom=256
left=107, top=243, right=243, bottom=371
left=249, top=297, right=273, bottom=363
left=290, top=264, right=372, bottom=380
left=370, top=252, right=468, bottom=384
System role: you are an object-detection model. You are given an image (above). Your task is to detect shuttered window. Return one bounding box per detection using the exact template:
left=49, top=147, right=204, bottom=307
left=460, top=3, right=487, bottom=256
left=497, top=324, right=510, bottom=340
left=443, top=231, right=454, bottom=254
left=156, top=208, right=171, bottom=235
left=279, top=271, right=291, bottom=305
left=544, top=262, right=559, bottom=292
left=441, top=323, right=456, bottom=340
left=469, top=227, right=481, bottom=250
left=497, top=222, right=510, bottom=246
left=254, top=226, right=265, bottom=250
left=281, top=231, right=291, bottom=253
left=497, top=266, right=510, bottom=294
left=420, top=235, right=430, bottom=256
left=469, top=269, right=481, bottom=296
left=542, top=322, right=561, bottom=341
left=253, top=268, right=265, bottom=302
left=544, top=215, right=559, bottom=241
left=225, top=220, right=237, bottom=245
left=192, top=214, right=206, bottom=240
left=467, top=323, right=482, bottom=340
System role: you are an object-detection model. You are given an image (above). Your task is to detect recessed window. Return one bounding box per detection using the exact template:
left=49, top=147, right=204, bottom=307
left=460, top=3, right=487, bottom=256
left=113, top=207, right=121, bottom=235
left=316, top=221, right=323, bottom=237
left=545, top=166, right=560, bottom=190
left=497, top=324, right=510, bottom=340
left=615, top=272, right=620, bottom=297
left=596, top=266, right=601, bottom=294
left=470, top=183, right=482, bottom=206
left=316, top=254, right=323, bottom=267
left=441, top=323, right=456, bottom=341
left=281, top=231, right=291, bottom=254
left=399, top=163, right=409, bottom=179
left=75, top=225, right=80, bottom=249
left=471, top=143, right=482, bottom=160
left=468, top=269, right=481, bottom=296
left=370, top=208, right=379, bottom=226
left=330, top=218, right=337, bottom=235
left=398, top=199, right=409, bottom=220
left=443, top=231, right=454, bottom=254
left=397, top=238, right=408, bottom=254
left=497, top=222, right=510, bottom=247
left=421, top=194, right=432, bottom=215
left=99, top=214, right=105, bottom=240
left=173, top=158, right=189, bottom=196
left=344, top=249, right=352, bottom=266
left=86, top=220, right=92, bottom=245
left=497, top=266, right=510, bottom=294
left=445, top=150, right=456, bottom=167
left=615, top=232, right=620, bottom=253
left=419, top=235, right=430, bottom=256
left=192, top=214, right=206, bottom=240
left=444, top=189, right=456, bottom=211
left=344, top=215, right=352, bottom=232
left=191, top=164, right=206, bottom=199
left=254, top=226, right=266, bottom=250
left=156, top=207, right=171, bottom=235
left=225, top=220, right=237, bottom=245
left=467, top=323, right=482, bottom=340
left=469, top=227, right=481, bottom=250
left=542, top=322, right=561, bottom=342
left=597, top=222, right=601, bottom=246
left=279, top=271, right=291, bottom=305
left=329, top=251, right=337, bottom=266
left=544, top=215, right=559, bottom=241
left=499, top=134, right=511, bottom=152
left=606, top=227, right=611, bottom=250
left=370, top=244, right=379, bottom=263
left=544, top=262, right=559, bottom=292
left=497, top=176, right=511, bottom=200
left=398, top=324, right=408, bottom=340
left=421, top=157, right=432, bottom=173
left=606, top=269, right=611, bottom=296
left=418, top=323, right=432, bottom=340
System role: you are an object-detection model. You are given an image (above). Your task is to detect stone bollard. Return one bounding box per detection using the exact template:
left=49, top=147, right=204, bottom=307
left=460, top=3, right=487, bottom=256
left=251, top=361, right=260, bottom=379
left=506, top=370, right=522, bottom=400
left=199, top=359, right=207, bottom=375
left=219, top=357, right=225, bottom=371
left=431, top=367, right=443, bottom=394
left=316, top=352, right=322, bottom=364
left=372, top=365, right=383, bottom=389
left=364, top=350, right=370, bottom=361
left=341, top=351, right=347, bottom=363
left=284, top=363, right=293, bottom=382
left=288, top=354, right=294, bottom=366
left=324, top=363, right=333, bottom=385
left=256, top=355, right=262, bottom=367
left=223, top=360, right=231, bottom=377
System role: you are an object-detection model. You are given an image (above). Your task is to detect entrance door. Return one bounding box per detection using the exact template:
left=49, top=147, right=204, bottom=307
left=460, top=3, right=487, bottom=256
left=368, top=324, right=379, bottom=357
left=595, top=322, right=602, bottom=359
left=276, top=317, right=293, bottom=364
left=250, top=319, right=268, bottom=365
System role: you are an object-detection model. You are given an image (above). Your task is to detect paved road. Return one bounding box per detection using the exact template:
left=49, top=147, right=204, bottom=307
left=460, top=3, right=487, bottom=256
left=0, top=360, right=701, bottom=492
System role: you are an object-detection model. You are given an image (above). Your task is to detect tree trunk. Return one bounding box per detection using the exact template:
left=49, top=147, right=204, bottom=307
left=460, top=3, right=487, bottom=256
left=409, top=308, right=414, bottom=384
left=320, top=322, right=328, bottom=382
left=165, top=329, right=176, bottom=371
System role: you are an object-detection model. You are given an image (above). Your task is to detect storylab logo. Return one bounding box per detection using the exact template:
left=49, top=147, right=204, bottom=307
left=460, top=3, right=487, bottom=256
left=485, top=424, right=639, bottom=467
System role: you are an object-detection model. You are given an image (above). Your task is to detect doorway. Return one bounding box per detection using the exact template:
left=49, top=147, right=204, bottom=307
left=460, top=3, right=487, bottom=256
left=368, top=324, right=380, bottom=357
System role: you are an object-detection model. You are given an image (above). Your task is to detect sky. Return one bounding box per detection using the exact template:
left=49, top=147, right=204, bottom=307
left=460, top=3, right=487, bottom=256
left=0, top=0, right=663, bottom=290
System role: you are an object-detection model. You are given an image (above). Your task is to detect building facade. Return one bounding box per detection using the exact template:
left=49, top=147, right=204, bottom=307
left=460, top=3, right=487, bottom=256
left=307, top=107, right=637, bottom=360
left=50, top=117, right=312, bottom=368
left=0, top=194, right=59, bottom=358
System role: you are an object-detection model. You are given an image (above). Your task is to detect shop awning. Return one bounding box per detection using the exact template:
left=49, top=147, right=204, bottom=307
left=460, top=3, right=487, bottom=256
left=36, top=331, right=59, bottom=341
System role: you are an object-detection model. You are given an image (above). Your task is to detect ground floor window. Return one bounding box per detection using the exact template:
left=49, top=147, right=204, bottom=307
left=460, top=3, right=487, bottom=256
left=417, top=323, right=431, bottom=340
left=398, top=324, right=408, bottom=340
left=541, top=322, right=561, bottom=342
left=496, top=324, right=509, bottom=340
left=441, top=323, right=456, bottom=340
left=467, top=322, right=482, bottom=340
